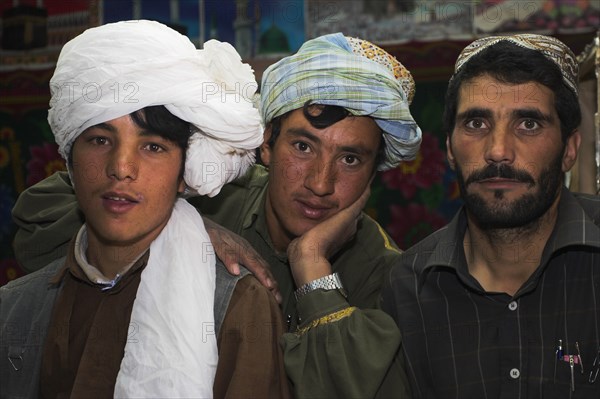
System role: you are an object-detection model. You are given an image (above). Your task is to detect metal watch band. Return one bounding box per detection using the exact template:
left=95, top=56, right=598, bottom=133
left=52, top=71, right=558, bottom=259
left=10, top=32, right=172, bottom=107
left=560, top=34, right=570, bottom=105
left=294, top=272, right=346, bottom=300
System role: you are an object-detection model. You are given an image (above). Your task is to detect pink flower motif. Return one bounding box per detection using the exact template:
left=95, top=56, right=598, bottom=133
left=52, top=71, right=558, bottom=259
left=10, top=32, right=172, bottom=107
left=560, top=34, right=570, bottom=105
left=381, top=133, right=446, bottom=199
left=387, top=203, right=447, bottom=250
left=26, top=142, right=66, bottom=187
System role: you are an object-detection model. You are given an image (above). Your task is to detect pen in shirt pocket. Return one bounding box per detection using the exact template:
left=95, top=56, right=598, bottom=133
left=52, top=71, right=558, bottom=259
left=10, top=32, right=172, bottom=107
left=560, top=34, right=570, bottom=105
left=555, top=340, right=585, bottom=392
left=554, top=339, right=563, bottom=383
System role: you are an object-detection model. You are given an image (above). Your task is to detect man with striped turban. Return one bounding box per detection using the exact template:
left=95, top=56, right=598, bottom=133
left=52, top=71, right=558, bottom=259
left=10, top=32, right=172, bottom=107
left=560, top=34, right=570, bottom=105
left=11, top=32, right=421, bottom=397
left=1, top=20, right=290, bottom=398
left=382, top=34, right=600, bottom=398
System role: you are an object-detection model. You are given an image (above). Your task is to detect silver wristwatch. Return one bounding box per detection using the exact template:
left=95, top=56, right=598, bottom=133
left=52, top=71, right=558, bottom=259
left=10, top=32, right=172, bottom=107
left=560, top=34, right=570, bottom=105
left=294, top=273, right=347, bottom=300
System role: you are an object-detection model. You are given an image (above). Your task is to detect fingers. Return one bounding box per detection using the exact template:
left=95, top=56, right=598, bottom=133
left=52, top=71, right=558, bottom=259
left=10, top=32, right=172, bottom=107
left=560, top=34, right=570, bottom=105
left=287, top=180, right=372, bottom=287
left=220, top=242, right=282, bottom=304
left=333, top=183, right=370, bottom=226
left=225, top=242, right=282, bottom=303
left=287, top=237, right=333, bottom=287
left=203, top=215, right=282, bottom=303
left=253, top=268, right=283, bottom=304
left=221, top=259, right=241, bottom=276
left=221, top=243, right=283, bottom=303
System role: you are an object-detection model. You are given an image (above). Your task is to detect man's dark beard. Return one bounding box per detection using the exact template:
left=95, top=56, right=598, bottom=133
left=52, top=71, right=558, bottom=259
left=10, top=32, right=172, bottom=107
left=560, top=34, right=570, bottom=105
left=455, top=152, right=564, bottom=230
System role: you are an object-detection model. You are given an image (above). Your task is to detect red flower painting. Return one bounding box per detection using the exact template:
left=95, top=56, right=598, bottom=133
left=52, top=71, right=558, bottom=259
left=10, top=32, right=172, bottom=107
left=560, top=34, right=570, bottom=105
left=387, top=203, right=447, bottom=250
left=381, top=132, right=446, bottom=199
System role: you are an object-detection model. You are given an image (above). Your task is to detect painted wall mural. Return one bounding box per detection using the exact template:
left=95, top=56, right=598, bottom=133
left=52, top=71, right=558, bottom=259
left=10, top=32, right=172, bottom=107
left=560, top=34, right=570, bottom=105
left=0, top=0, right=597, bottom=284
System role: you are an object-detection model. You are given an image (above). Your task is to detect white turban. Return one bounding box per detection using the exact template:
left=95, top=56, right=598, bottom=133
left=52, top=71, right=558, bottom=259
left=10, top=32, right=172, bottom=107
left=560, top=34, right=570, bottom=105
left=49, top=19, right=263, bottom=197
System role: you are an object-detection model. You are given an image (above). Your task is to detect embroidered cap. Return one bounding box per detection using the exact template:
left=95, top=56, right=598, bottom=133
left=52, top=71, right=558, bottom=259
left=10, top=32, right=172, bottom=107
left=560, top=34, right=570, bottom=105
left=453, top=33, right=578, bottom=96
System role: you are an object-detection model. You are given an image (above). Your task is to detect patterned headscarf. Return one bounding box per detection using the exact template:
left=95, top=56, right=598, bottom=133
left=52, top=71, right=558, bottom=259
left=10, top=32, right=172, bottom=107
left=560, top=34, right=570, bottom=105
left=260, top=33, right=422, bottom=171
left=452, top=33, right=578, bottom=96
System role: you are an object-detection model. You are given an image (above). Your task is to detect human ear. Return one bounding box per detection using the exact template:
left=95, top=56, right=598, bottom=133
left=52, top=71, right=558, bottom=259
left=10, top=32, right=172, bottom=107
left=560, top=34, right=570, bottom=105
left=177, top=178, right=186, bottom=194
left=260, top=126, right=273, bottom=167
left=446, top=136, right=456, bottom=171
left=561, top=130, right=581, bottom=172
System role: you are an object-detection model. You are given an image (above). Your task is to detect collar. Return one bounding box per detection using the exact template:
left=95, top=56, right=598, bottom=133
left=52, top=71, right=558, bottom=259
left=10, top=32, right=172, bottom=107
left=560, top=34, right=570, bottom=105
left=418, top=187, right=600, bottom=289
left=73, top=225, right=132, bottom=286
left=541, top=188, right=600, bottom=256
left=74, top=225, right=146, bottom=290
left=241, top=165, right=289, bottom=261
left=416, top=207, right=470, bottom=289
left=253, top=191, right=289, bottom=262
left=49, top=225, right=149, bottom=290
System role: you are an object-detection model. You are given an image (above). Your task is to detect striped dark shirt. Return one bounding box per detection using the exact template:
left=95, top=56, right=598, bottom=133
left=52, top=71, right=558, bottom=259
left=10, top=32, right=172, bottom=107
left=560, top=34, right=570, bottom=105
left=382, top=189, right=600, bottom=399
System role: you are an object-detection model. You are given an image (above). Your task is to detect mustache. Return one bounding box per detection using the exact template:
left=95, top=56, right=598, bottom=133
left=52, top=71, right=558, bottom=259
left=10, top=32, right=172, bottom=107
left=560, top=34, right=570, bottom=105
left=465, top=164, right=535, bottom=186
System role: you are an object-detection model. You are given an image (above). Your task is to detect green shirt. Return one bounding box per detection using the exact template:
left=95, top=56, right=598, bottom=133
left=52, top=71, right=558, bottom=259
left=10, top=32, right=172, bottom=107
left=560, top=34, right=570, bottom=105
left=12, top=167, right=411, bottom=398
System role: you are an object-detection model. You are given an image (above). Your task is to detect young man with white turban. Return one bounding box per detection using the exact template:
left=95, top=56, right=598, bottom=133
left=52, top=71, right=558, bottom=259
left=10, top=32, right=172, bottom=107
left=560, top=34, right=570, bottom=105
left=0, top=20, right=290, bottom=398
left=11, top=33, right=421, bottom=397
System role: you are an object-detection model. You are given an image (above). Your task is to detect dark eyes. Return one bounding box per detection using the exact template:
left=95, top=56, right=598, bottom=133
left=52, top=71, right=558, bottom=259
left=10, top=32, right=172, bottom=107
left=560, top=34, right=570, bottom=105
left=463, top=118, right=541, bottom=135
left=144, top=143, right=165, bottom=153
left=294, top=142, right=310, bottom=152
left=464, top=119, right=487, bottom=130
left=518, top=119, right=540, bottom=131
left=88, top=136, right=165, bottom=152
left=91, top=136, right=109, bottom=145
left=292, top=141, right=361, bottom=166
left=343, top=155, right=359, bottom=166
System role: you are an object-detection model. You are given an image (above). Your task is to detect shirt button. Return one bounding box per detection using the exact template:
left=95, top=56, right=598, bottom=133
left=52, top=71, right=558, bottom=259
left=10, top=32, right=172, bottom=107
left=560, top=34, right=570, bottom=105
left=508, top=301, right=518, bottom=311
left=510, top=368, right=520, bottom=379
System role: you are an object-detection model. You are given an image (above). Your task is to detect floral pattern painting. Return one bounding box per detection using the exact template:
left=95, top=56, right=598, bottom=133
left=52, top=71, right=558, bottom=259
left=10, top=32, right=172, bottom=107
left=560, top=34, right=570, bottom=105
left=26, top=142, right=66, bottom=187
left=381, top=132, right=447, bottom=200
left=386, top=203, right=448, bottom=250
left=365, top=81, right=463, bottom=250
left=0, top=92, right=65, bottom=283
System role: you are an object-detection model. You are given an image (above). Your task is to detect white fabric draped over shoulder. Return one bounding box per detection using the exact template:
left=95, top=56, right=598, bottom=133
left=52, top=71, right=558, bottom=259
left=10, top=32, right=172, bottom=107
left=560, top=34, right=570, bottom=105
left=114, top=199, right=217, bottom=398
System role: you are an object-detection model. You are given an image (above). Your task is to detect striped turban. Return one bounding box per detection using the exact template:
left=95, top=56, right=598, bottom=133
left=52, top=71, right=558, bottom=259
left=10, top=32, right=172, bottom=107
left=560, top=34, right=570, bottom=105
left=260, top=32, right=422, bottom=171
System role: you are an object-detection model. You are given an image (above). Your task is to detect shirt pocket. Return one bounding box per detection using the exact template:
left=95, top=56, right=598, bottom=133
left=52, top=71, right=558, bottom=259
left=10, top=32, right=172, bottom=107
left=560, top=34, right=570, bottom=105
left=544, top=363, right=600, bottom=399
